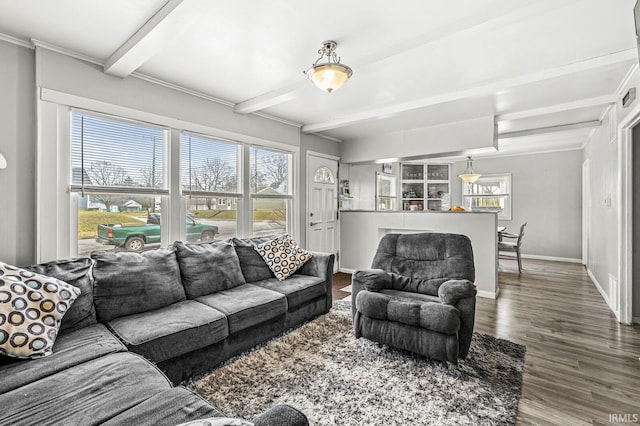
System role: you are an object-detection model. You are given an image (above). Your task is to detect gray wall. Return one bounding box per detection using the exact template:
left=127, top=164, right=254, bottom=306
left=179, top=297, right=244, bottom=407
left=0, top=40, right=35, bottom=265
left=449, top=150, right=583, bottom=260
left=633, top=125, right=640, bottom=318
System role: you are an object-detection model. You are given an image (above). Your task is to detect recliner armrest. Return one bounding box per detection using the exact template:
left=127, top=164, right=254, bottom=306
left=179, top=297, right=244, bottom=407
left=438, top=279, right=477, bottom=305
left=352, top=269, right=392, bottom=292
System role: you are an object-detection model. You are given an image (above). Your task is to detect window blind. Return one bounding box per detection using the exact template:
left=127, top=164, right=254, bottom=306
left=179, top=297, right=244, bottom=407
left=70, top=111, right=167, bottom=195
left=181, top=133, right=241, bottom=197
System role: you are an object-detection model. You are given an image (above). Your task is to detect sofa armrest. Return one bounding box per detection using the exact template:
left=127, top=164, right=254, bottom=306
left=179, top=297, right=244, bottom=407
left=438, top=279, right=477, bottom=305
left=254, top=404, right=309, bottom=426
left=295, top=251, right=334, bottom=280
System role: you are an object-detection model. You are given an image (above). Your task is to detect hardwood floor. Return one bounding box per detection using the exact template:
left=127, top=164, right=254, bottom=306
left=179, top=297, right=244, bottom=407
left=332, top=259, right=640, bottom=425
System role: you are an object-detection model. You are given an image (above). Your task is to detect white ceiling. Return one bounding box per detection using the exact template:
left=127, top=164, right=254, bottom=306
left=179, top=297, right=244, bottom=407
left=0, top=0, right=637, bottom=159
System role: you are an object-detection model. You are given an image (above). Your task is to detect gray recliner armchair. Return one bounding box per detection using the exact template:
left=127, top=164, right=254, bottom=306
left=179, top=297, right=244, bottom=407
left=352, top=233, right=477, bottom=363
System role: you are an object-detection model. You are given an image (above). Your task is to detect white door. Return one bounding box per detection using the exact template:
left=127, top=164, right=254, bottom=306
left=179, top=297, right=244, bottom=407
left=307, top=152, right=339, bottom=271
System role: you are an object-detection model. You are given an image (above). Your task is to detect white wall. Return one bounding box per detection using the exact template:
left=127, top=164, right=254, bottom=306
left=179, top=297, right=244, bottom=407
left=0, top=40, right=36, bottom=266
left=633, top=124, right=640, bottom=319
left=450, top=150, right=583, bottom=261
left=340, top=116, right=496, bottom=164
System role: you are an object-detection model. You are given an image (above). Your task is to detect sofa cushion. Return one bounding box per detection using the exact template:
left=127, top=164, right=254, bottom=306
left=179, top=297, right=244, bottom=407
left=356, top=291, right=460, bottom=335
left=92, top=247, right=186, bottom=322
left=230, top=236, right=275, bottom=282
left=252, top=275, right=326, bottom=311
left=196, top=284, right=287, bottom=334
left=24, top=257, right=96, bottom=333
left=0, top=323, right=126, bottom=394
left=254, top=234, right=312, bottom=281
left=101, top=387, right=223, bottom=426
left=0, top=262, right=80, bottom=359
left=0, top=352, right=171, bottom=426
left=175, top=240, right=246, bottom=298
left=107, top=300, right=228, bottom=363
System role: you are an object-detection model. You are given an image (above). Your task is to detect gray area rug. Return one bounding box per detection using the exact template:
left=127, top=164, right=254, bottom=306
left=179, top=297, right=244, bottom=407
left=190, top=300, right=526, bottom=425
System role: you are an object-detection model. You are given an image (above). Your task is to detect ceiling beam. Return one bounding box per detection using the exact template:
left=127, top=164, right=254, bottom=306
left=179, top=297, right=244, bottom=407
left=234, top=0, right=581, bottom=115
left=104, top=0, right=193, bottom=77
left=499, top=120, right=601, bottom=139
left=496, top=95, right=617, bottom=122
left=301, top=49, right=635, bottom=134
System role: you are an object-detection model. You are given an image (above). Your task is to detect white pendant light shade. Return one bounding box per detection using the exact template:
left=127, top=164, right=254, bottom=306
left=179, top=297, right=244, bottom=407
left=305, top=40, right=353, bottom=93
left=307, top=64, right=352, bottom=93
left=458, top=156, right=481, bottom=184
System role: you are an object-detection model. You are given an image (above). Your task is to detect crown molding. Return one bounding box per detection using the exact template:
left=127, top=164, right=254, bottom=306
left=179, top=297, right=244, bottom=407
left=31, top=38, right=103, bottom=66
left=0, top=32, right=33, bottom=49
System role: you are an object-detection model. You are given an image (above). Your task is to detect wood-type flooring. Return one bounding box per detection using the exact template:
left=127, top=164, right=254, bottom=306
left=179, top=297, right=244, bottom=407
left=332, top=258, right=640, bottom=425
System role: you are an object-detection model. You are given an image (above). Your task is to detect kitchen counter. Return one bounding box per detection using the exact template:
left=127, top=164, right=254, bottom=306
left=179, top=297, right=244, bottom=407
left=339, top=210, right=498, bottom=299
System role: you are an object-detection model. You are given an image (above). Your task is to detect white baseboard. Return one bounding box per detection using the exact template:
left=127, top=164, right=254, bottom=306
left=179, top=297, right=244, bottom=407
left=633, top=317, right=640, bottom=324
left=477, top=288, right=499, bottom=299
left=587, top=268, right=610, bottom=305
left=339, top=268, right=357, bottom=274
left=500, top=252, right=583, bottom=263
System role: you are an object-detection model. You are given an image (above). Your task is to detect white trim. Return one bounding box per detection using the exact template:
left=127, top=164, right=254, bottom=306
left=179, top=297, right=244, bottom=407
left=32, top=38, right=103, bottom=66
left=499, top=252, right=582, bottom=263
left=339, top=268, right=357, bottom=274
left=0, top=33, right=33, bottom=49
left=633, top=317, right=640, bottom=324
left=582, top=159, right=590, bottom=266
left=617, top=98, right=640, bottom=325
left=477, top=289, right=499, bottom=299
left=614, top=63, right=639, bottom=97
left=587, top=268, right=611, bottom=305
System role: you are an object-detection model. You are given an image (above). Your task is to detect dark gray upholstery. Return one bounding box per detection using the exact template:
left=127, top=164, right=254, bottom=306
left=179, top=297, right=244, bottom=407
left=196, top=284, right=287, bottom=334
left=175, top=240, right=246, bottom=297
left=0, top=324, right=125, bottom=394
left=0, top=352, right=172, bottom=426
left=101, top=387, right=224, bottom=426
left=106, top=300, right=229, bottom=363
left=353, top=233, right=477, bottom=362
left=230, top=236, right=276, bottom=282
left=23, top=257, right=96, bottom=332
left=92, top=247, right=186, bottom=322
left=252, top=275, right=326, bottom=310
left=254, top=404, right=310, bottom=426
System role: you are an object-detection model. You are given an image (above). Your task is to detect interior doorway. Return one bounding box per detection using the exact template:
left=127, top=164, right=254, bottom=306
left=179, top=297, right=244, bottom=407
left=306, top=151, right=339, bottom=272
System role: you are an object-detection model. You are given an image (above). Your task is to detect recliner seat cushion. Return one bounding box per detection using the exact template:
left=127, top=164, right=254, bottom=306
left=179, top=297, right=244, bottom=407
left=356, top=291, right=460, bottom=335
left=174, top=241, right=246, bottom=298
left=24, top=258, right=96, bottom=333
left=0, top=323, right=126, bottom=394
left=252, top=275, right=326, bottom=310
left=196, top=284, right=287, bottom=334
left=107, top=300, right=228, bottom=363
left=0, top=352, right=171, bottom=426
left=92, top=248, right=186, bottom=322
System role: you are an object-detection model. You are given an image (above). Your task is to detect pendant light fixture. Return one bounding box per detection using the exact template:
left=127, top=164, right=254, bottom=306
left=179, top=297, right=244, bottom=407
left=304, top=40, right=353, bottom=93
left=458, top=156, right=481, bottom=184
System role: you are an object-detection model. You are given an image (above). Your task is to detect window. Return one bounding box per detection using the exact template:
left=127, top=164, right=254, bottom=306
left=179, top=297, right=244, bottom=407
left=181, top=133, right=242, bottom=240
left=71, top=112, right=168, bottom=255
left=314, top=166, right=335, bottom=184
left=250, top=147, right=292, bottom=236
left=462, top=173, right=512, bottom=220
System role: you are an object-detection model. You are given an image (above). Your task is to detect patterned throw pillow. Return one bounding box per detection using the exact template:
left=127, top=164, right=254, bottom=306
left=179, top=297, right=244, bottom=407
left=254, top=234, right=312, bottom=281
left=0, top=262, right=80, bottom=359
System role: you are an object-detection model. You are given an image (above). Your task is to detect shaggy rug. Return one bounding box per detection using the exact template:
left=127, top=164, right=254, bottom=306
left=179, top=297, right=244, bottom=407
left=190, top=300, right=526, bottom=425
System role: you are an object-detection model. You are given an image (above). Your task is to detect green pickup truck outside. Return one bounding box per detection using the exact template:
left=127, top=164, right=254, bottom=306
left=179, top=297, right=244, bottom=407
left=96, top=213, right=218, bottom=251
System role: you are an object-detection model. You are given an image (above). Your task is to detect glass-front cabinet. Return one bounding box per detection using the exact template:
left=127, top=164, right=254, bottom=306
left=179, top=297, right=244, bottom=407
left=401, top=163, right=450, bottom=211
left=462, top=173, right=512, bottom=219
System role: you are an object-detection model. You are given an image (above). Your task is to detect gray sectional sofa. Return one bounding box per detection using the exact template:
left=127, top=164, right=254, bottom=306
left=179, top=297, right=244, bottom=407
left=0, top=235, right=334, bottom=426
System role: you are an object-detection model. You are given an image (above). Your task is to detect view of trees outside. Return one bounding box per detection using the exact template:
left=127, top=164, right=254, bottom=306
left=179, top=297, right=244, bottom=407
left=71, top=113, right=293, bottom=255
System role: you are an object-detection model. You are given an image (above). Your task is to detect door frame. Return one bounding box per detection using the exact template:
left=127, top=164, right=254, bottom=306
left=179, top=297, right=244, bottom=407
left=617, top=101, right=639, bottom=324
left=582, top=159, right=590, bottom=267
left=306, top=150, right=340, bottom=268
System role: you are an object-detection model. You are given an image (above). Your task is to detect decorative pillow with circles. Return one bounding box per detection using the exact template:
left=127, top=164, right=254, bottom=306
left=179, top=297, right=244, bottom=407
left=254, top=234, right=312, bottom=281
left=0, top=261, right=80, bottom=359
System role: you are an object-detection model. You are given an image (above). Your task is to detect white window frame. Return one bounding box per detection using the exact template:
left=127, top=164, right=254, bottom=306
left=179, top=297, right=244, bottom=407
left=36, top=91, right=299, bottom=262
